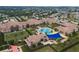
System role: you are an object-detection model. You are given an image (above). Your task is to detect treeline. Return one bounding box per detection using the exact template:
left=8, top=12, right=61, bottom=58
left=0, top=10, right=33, bottom=17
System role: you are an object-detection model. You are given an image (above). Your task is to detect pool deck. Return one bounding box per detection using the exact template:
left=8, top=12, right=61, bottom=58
left=52, top=30, right=58, bottom=34
left=60, top=33, right=68, bottom=43
left=41, top=40, right=58, bottom=45
left=36, top=27, right=68, bottom=45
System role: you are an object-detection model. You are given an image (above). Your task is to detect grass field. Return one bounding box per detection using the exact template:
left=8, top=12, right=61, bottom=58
left=21, top=45, right=30, bottom=52
left=34, top=46, right=55, bottom=52
left=25, top=28, right=36, bottom=35
left=4, top=30, right=29, bottom=41
left=66, top=44, right=79, bottom=52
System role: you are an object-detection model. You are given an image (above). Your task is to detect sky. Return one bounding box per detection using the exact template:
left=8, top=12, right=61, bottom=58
left=0, top=0, right=79, bottom=6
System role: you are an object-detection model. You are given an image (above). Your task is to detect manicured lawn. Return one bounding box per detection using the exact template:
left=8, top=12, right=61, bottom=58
left=34, top=46, right=55, bottom=52
left=66, top=44, right=79, bottom=52
left=25, top=28, right=36, bottom=35
left=21, top=45, right=30, bottom=52
left=51, top=43, right=65, bottom=52
left=4, top=30, right=29, bottom=41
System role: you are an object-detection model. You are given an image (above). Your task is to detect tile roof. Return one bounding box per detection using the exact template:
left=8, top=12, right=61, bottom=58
left=25, top=33, right=49, bottom=46
left=9, top=45, right=19, bottom=52
left=0, top=18, right=56, bottom=32
left=56, top=22, right=78, bottom=34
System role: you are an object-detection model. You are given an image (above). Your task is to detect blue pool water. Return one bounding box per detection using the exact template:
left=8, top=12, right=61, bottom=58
left=38, top=28, right=52, bottom=35
left=38, top=27, right=62, bottom=40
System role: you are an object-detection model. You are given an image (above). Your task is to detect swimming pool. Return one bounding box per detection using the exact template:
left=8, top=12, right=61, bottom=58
left=38, top=27, right=53, bottom=35
left=37, top=27, right=62, bottom=40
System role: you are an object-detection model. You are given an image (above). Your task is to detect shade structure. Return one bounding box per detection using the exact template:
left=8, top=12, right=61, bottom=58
left=47, top=33, right=62, bottom=39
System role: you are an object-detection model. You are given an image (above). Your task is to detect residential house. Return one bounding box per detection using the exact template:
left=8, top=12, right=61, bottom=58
left=56, top=22, right=78, bottom=35
left=25, top=33, right=49, bottom=47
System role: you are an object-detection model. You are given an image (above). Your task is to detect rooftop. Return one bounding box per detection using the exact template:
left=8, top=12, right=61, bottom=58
left=56, top=22, right=78, bottom=34
left=25, top=33, right=49, bottom=46
left=9, top=45, right=19, bottom=52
